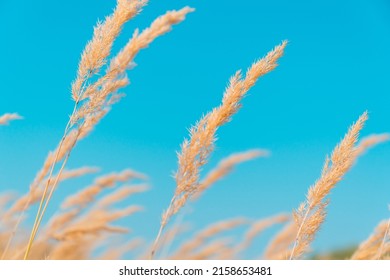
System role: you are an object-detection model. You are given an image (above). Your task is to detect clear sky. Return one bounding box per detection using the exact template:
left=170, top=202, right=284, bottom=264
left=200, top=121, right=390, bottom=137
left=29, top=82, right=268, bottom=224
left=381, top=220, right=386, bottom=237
left=0, top=0, right=389, bottom=256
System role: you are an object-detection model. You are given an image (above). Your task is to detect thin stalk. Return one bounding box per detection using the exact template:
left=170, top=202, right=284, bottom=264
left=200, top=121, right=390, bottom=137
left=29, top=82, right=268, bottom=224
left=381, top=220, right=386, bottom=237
left=150, top=197, right=175, bottom=259
left=29, top=125, right=83, bottom=245
left=23, top=78, right=88, bottom=259
left=159, top=207, right=187, bottom=259
left=26, top=149, right=72, bottom=258
left=23, top=134, right=69, bottom=259
left=288, top=204, right=311, bottom=260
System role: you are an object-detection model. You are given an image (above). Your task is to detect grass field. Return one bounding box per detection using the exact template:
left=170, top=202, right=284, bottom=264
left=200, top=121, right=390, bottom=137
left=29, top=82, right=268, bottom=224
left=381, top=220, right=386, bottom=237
left=0, top=0, right=389, bottom=260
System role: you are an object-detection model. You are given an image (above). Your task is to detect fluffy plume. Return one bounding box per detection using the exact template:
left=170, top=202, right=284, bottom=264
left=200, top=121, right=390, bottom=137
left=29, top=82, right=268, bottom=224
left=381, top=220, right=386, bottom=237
left=351, top=219, right=390, bottom=260
left=354, top=133, right=390, bottom=157
left=234, top=214, right=290, bottom=255
left=62, top=169, right=146, bottom=209
left=23, top=4, right=192, bottom=259
left=151, top=41, right=287, bottom=258
left=170, top=218, right=246, bottom=259
left=193, top=149, right=269, bottom=200
left=289, top=112, right=368, bottom=259
left=0, top=113, right=22, bottom=125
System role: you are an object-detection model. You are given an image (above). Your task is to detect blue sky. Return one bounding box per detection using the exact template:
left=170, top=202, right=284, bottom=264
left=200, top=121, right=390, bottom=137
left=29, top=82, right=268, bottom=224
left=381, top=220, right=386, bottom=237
left=0, top=0, right=389, bottom=256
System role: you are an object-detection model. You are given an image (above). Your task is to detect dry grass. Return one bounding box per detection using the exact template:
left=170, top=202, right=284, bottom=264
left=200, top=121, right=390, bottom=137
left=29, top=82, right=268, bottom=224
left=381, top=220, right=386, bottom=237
left=351, top=218, right=390, bottom=260
left=288, top=112, right=368, bottom=260
left=0, top=113, right=23, bottom=125
left=192, top=149, right=269, bottom=201
left=150, top=41, right=287, bottom=258
left=0, top=0, right=389, bottom=260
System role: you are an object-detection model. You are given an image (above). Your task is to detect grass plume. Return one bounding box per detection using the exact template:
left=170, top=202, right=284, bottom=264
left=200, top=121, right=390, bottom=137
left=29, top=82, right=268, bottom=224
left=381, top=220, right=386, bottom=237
left=151, top=41, right=287, bottom=258
left=0, top=113, right=23, bottom=125
left=1, top=1, right=389, bottom=261
left=289, top=112, right=368, bottom=259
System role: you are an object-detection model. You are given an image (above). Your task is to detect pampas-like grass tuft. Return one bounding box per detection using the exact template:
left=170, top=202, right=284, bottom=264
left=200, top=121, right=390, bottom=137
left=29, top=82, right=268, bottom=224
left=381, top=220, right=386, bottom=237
left=0, top=1, right=388, bottom=260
